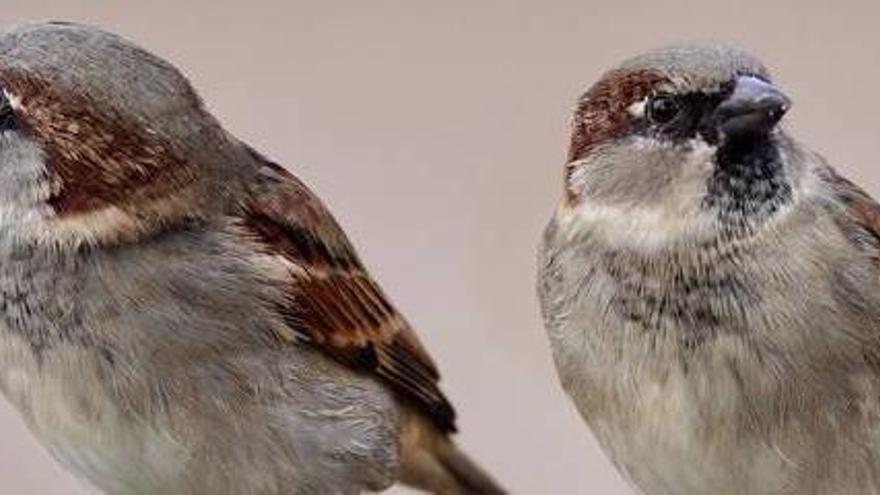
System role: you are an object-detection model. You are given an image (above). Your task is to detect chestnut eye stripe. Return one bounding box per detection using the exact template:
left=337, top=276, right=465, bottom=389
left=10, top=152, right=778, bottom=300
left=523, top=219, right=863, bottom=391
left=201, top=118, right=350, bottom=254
left=568, top=69, right=668, bottom=162
left=0, top=70, right=198, bottom=215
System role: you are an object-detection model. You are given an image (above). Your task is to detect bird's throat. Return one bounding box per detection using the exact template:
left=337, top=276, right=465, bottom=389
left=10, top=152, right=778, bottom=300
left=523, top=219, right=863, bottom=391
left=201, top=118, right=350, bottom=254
left=702, top=136, right=792, bottom=227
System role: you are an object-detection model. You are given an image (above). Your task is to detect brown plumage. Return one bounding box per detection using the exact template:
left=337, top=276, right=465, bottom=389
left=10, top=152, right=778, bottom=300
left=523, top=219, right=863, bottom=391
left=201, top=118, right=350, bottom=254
left=241, top=154, right=457, bottom=432
left=0, top=22, right=504, bottom=494
left=568, top=69, right=667, bottom=163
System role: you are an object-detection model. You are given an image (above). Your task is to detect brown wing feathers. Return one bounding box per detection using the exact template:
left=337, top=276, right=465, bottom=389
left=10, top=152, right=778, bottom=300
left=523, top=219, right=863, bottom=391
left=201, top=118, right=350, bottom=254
left=240, top=155, right=456, bottom=432
left=822, top=166, right=880, bottom=251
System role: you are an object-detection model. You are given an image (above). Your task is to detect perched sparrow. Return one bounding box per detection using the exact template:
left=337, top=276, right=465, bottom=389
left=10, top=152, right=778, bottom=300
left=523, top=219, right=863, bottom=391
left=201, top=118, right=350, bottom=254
left=539, top=45, right=880, bottom=494
left=0, top=22, right=503, bottom=495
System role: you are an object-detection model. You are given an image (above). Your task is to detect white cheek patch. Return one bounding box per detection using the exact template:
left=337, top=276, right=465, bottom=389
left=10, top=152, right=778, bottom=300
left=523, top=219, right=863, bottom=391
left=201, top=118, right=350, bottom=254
left=561, top=139, right=720, bottom=250
left=0, top=132, right=133, bottom=248
left=0, top=136, right=56, bottom=245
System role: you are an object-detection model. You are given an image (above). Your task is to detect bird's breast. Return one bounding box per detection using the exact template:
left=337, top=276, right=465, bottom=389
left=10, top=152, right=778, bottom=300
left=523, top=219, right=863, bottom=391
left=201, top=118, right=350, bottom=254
left=543, top=201, right=880, bottom=494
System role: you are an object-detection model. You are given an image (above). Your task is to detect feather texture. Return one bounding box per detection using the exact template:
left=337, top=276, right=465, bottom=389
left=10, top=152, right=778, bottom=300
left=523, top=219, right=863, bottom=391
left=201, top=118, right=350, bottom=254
left=239, top=151, right=456, bottom=433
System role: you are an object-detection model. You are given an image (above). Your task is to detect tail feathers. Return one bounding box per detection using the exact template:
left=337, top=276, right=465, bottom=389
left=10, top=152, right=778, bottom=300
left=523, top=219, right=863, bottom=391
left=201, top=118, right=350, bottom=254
left=399, top=414, right=505, bottom=494
left=433, top=440, right=505, bottom=495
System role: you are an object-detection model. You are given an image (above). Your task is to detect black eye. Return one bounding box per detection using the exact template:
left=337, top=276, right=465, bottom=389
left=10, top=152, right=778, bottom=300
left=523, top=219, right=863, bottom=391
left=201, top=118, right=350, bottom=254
left=646, top=94, right=681, bottom=125
left=0, top=91, right=15, bottom=132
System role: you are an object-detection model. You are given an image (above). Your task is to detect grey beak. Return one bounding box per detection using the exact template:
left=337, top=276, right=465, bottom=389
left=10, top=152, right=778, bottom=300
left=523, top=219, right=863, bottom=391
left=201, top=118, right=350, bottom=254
left=714, top=76, right=791, bottom=139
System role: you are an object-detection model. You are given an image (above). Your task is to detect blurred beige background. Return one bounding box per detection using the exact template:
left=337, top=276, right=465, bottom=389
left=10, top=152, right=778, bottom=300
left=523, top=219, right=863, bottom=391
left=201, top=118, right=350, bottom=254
left=1, top=0, right=879, bottom=493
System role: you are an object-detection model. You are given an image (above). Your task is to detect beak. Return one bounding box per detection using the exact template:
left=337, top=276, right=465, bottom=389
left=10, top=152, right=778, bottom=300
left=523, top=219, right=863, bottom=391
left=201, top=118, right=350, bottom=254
left=714, top=76, right=791, bottom=139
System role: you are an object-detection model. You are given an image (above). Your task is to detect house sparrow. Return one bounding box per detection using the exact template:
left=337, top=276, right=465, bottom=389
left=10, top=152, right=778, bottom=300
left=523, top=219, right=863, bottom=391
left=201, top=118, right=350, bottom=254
left=0, top=22, right=504, bottom=495
left=538, top=45, right=880, bottom=494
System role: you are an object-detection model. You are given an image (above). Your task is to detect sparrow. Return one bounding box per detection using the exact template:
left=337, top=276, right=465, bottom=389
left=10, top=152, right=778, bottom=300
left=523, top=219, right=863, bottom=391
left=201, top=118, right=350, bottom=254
left=0, top=22, right=504, bottom=495
left=538, top=44, right=880, bottom=494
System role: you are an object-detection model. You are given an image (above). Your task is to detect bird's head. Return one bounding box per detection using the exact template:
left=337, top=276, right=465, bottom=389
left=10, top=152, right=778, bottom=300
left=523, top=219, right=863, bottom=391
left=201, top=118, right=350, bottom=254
left=0, top=22, right=243, bottom=246
left=562, top=45, right=802, bottom=248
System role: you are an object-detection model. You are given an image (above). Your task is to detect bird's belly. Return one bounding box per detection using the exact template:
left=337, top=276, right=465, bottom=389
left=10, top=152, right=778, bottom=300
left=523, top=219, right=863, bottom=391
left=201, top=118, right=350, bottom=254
left=554, top=330, right=770, bottom=493
left=553, top=308, right=880, bottom=495
left=0, top=334, right=190, bottom=494
left=570, top=363, right=788, bottom=495
left=0, top=330, right=402, bottom=494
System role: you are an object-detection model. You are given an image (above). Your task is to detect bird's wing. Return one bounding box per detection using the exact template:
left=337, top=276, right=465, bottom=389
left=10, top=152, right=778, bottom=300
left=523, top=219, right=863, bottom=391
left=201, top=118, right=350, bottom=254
left=823, top=166, right=880, bottom=258
left=238, top=150, right=456, bottom=432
